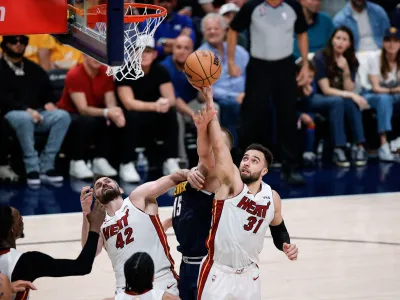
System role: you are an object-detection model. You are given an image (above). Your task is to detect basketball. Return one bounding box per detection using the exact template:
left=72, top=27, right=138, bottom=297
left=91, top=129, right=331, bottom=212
left=184, top=50, right=222, bottom=87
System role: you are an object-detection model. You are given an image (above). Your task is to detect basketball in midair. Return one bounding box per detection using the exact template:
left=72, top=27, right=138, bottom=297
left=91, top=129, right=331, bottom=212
left=184, top=50, right=222, bottom=87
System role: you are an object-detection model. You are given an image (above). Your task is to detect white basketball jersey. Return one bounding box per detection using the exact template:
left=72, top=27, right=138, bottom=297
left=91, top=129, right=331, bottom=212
left=115, top=289, right=165, bottom=300
left=0, top=248, right=28, bottom=300
left=208, top=182, right=275, bottom=268
left=100, top=197, right=176, bottom=290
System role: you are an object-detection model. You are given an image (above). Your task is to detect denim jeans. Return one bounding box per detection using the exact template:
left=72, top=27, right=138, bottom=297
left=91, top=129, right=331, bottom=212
left=306, top=94, right=365, bottom=146
left=218, top=101, right=240, bottom=147
left=361, top=92, right=395, bottom=134
left=5, top=109, right=71, bottom=173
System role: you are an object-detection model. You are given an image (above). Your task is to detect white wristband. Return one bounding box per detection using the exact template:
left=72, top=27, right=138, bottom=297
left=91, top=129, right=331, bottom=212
left=103, top=108, right=109, bottom=118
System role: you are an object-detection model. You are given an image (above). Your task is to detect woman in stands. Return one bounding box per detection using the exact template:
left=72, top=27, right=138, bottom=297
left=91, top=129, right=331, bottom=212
left=313, top=26, right=369, bottom=167
left=362, top=27, right=400, bottom=161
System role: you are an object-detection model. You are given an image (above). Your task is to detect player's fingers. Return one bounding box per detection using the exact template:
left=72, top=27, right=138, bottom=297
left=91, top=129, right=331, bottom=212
left=194, top=173, right=205, bottom=185
left=80, top=186, right=90, bottom=196
left=195, top=171, right=205, bottom=181
left=189, top=176, right=203, bottom=190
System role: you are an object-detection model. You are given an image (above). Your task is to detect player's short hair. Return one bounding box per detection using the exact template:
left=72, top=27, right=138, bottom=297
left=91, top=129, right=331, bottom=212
left=245, top=144, right=273, bottom=167
left=221, top=127, right=234, bottom=150
left=124, top=252, right=154, bottom=294
left=0, top=205, right=13, bottom=240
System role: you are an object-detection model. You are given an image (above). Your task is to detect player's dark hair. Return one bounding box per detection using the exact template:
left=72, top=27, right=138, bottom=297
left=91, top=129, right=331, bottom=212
left=221, top=127, right=234, bottom=150
left=124, top=252, right=154, bottom=294
left=0, top=205, right=13, bottom=240
left=245, top=144, right=273, bottom=167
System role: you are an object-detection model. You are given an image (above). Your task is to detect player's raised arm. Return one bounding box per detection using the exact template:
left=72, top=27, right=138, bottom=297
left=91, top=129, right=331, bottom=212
left=196, top=87, right=242, bottom=195
left=129, top=169, right=190, bottom=210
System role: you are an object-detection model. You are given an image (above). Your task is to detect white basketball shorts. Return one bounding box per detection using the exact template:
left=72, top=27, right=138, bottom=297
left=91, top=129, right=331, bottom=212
left=197, top=261, right=261, bottom=300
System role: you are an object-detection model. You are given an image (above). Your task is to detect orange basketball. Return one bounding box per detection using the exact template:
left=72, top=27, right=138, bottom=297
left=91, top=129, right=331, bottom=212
left=184, top=50, right=222, bottom=87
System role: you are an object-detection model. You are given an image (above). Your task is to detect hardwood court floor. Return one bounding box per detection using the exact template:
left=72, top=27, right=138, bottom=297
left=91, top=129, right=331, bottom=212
left=17, top=192, right=400, bottom=300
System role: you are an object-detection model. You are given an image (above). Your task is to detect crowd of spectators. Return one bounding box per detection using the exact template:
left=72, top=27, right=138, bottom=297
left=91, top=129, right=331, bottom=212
left=0, top=0, right=400, bottom=187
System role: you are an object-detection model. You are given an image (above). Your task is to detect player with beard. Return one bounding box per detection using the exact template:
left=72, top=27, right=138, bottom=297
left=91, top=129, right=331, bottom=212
left=80, top=169, right=191, bottom=298
left=192, top=87, right=299, bottom=300
left=0, top=201, right=105, bottom=300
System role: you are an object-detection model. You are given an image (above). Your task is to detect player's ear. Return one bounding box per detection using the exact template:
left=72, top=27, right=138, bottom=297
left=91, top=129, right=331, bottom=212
left=120, top=187, right=124, bottom=194
left=261, top=167, right=268, bottom=177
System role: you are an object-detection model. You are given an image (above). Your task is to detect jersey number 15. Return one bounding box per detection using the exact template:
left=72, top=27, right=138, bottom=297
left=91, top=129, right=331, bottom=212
left=172, top=195, right=182, bottom=217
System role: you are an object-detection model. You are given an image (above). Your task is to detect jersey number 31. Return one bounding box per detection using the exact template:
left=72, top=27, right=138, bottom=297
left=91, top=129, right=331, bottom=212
left=244, top=216, right=264, bottom=234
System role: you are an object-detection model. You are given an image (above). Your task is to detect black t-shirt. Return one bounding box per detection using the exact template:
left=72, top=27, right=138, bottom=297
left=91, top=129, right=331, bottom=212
left=115, top=62, right=171, bottom=103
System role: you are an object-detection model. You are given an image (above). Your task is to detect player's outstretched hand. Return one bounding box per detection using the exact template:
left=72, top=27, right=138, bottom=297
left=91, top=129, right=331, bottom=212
left=188, top=168, right=205, bottom=190
left=192, top=105, right=217, bottom=132
left=87, top=200, right=106, bottom=233
left=283, top=243, right=298, bottom=261
left=192, top=85, right=213, bottom=103
left=80, top=186, right=93, bottom=215
left=11, top=280, right=37, bottom=293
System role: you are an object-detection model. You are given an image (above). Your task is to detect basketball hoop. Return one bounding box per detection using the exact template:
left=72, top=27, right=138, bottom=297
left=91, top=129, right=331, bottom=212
left=68, top=3, right=167, bottom=81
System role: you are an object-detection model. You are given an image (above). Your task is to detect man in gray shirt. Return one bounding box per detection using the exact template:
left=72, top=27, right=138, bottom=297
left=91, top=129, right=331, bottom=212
left=227, top=0, right=309, bottom=185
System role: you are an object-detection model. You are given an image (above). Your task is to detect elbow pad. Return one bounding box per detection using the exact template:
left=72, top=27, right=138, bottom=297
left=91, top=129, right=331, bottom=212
left=269, top=220, right=290, bottom=251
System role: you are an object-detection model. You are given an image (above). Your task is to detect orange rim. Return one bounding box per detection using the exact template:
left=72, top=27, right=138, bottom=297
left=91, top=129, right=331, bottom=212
left=68, top=3, right=167, bottom=24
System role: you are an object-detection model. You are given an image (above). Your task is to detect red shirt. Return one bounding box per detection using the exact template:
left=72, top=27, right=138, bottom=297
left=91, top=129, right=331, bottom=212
left=57, top=64, right=114, bottom=113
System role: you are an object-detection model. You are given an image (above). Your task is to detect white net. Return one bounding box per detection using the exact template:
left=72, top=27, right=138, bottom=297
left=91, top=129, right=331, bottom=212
left=93, top=4, right=166, bottom=81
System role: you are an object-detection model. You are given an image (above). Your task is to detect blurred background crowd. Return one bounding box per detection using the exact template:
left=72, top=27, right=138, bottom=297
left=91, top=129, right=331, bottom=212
left=0, top=0, right=400, bottom=188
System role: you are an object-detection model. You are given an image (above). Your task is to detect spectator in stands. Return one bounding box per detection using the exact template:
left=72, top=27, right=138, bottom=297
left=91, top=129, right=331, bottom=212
left=0, top=119, right=19, bottom=182
left=313, top=26, right=369, bottom=167
left=294, top=0, right=334, bottom=59
left=116, top=36, right=180, bottom=178
left=362, top=26, right=400, bottom=161
left=228, top=0, right=309, bottom=185
left=0, top=35, right=71, bottom=185
left=333, top=0, right=390, bottom=52
left=296, top=59, right=317, bottom=166
left=151, top=0, right=196, bottom=60
left=393, top=4, right=400, bottom=29
left=199, top=13, right=248, bottom=144
left=0, top=34, right=56, bottom=71
left=161, top=36, right=197, bottom=119
left=219, top=3, right=248, bottom=49
left=57, top=55, right=130, bottom=181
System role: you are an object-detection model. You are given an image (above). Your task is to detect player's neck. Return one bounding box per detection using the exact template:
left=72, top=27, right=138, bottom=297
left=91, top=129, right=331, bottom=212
left=83, top=62, right=99, bottom=78
left=266, top=0, right=282, bottom=7
left=104, top=197, right=124, bottom=216
left=0, top=237, right=15, bottom=249
left=247, top=180, right=262, bottom=195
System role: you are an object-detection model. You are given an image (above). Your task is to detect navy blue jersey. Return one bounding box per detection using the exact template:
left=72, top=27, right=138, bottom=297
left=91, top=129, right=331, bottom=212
left=172, top=181, right=214, bottom=257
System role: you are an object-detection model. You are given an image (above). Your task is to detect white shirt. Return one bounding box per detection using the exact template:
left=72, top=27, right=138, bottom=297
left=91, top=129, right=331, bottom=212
left=352, top=7, right=378, bottom=52
left=369, top=52, right=400, bottom=88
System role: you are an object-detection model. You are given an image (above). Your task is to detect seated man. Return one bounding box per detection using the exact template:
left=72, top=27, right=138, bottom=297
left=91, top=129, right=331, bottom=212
left=116, top=36, right=181, bottom=179
left=197, top=13, right=249, bottom=143
left=57, top=55, right=132, bottom=181
left=151, top=0, right=196, bottom=60
left=0, top=35, right=71, bottom=185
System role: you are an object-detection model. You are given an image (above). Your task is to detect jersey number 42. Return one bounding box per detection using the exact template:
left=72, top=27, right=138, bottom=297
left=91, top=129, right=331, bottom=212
left=116, top=228, right=134, bottom=249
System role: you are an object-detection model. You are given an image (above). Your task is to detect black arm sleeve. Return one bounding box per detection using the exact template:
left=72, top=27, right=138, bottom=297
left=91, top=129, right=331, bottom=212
left=230, top=0, right=262, bottom=32
left=287, top=0, right=308, bottom=34
left=269, top=220, right=290, bottom=251
left=11, top=231, right=99, bottom=282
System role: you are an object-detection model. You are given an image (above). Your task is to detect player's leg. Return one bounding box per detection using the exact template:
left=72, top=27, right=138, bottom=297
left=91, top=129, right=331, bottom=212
left=197, top=263, right=233, bottom=300
left=236, top=265, right=261, bottom=300
left=179, top=262, right=201, bottom=300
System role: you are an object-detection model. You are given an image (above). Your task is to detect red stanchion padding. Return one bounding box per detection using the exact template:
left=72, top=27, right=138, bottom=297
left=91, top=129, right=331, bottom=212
left=0, top=0, right=68, bottom=35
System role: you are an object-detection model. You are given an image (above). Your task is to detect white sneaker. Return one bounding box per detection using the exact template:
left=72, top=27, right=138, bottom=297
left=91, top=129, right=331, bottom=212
left=69, top=160, right=94, bottom=179
left=163, top=158, right=181, bottom=175
left=0, top=165, right=19, bottom=182
left=390, top=137, right=400, bottom=152
left=92, top=158, right=117, bottom=177
left=379, top=143, right=395, bottom=161
left=119, top=162, right=141, bottom=183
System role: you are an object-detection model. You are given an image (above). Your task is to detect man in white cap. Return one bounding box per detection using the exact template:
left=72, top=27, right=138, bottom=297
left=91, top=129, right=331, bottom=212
left=219, top=3, right=248, bottom=49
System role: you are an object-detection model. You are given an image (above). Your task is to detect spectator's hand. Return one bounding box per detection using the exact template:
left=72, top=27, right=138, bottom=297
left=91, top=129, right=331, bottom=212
left=391, top=86, right=400, bottom=93
left=155, top=98, right=171, bottom=113
left=236, top=93, right=245, bottom=104
left=177, top=7, right=192, bottom=17
left=187, top=168, right=205, bottom=190
left=352, top=94, right=370, bottom=111
left=87, top=200, right=106, bottom=233
left=107, top=107, right=126, bottom=128
left=80, top=186, right=94, bottom=215
left=302, top=84, right=313, bottom=96
left=335, top=55, right=350, bottom=73
left=44, top=102, right=57, bottom=111
left=228, top=61, right=241, bottom=77
left=11, top=281, right=37, bottom=294
left=296, top=63, right=309, bottom=86
left=26, top=108, right=43, bottom=124
left=180, top=27, right=192, bottom=37
left=299, top=113, right=315, bottom=128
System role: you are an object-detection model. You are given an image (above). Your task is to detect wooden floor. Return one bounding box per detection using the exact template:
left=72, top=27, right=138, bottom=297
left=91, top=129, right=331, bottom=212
left=17, top=192, right=400, bottom=300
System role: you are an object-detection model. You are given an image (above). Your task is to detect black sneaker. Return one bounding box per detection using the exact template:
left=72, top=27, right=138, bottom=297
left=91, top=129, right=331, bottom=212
left=27, top=171, right=40, bottom=185
left=333, top=148, right=350, bottom=168
left=40, top=169, right=64, bottom=183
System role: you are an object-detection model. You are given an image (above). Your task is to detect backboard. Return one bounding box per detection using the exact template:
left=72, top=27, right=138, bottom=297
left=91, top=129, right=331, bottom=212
left=52, top=0, right=125, bottom=66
